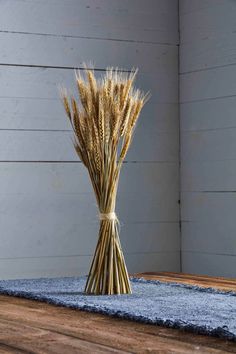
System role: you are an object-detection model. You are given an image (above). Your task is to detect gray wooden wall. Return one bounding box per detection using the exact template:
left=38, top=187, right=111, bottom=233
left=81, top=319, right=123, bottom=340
left=180, top=0, right=236, bottom=277
left=0, top=0, right=180, bottom=279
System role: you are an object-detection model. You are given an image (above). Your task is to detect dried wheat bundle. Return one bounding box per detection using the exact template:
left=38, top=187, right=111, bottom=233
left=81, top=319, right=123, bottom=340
left=61, top=65, right=149, bottom=295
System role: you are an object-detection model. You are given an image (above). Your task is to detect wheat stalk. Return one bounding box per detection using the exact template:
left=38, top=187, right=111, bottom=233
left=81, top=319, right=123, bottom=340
left=60, top=65, right=149, bottom=295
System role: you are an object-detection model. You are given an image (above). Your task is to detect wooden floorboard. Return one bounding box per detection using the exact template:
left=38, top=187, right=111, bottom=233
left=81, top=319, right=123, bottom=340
left=137, top=272, right=236, bottom=291
left=0, top=272, right=235, bottom=353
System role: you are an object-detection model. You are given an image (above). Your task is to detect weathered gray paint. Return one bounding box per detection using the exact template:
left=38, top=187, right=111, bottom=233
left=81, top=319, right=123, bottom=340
left=181, top=192, right=236, bottom=256
left=182, top=252, right=236, bottom=278
left=3, top=0, right=235, bottom=279
left=0, top=130, right=179, bottom=162
left=181, top=160, right=236, bottom=192
left=0, top=99, right=179, bottom=132
left=0, top=0, right=178, bottom=45
left=0, top=252, right=181, bottom=280
left=0, top=32, right=177, bottom=73
left=0, top=67, right=175, bottom=102
left=0, top=0, right=180, bottom=278
left=180, top=0, right=236, bottom=277
left=180, top=97, right=236, bottom=132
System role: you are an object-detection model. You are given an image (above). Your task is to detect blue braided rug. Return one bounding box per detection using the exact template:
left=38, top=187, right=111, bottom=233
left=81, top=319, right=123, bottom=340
left=0, top=276, right=235, bottom=341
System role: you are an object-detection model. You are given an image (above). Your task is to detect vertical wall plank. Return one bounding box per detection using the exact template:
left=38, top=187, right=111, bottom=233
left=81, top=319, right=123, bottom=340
left=180, top=0, right=236, bottom=277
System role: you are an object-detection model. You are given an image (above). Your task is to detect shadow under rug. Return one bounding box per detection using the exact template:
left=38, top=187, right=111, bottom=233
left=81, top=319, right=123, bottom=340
left=0, top=276, right=235, bottom=341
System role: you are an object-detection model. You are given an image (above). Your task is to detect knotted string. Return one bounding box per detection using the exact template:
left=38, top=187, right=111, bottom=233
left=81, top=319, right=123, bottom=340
left=99, top=211, right=117, bottom=221
left=99, top=211, right=121, bottom=232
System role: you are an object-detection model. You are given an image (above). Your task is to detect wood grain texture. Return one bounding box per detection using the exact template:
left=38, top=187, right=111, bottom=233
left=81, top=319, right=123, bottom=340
left=138, top=271, right=236, bottom=291
left=0, top=272, right=235, bottom=353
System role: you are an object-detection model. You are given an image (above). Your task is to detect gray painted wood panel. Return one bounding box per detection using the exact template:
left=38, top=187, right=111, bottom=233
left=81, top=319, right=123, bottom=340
left=181, top=160, right=236, bottom=192
left=180, top=1, right=236, bottom=73
left=0, top=251, right=180, bottom=280
left=0, top=130, right=179, bottom=162
left=0, top=255, right=92, bottom=280
left=0, top=162, right=178, bottom=198
left=181, top=192, right=236, bottom=255
left=182, top=251, right=236, bottom=278
left=0, top=219, right=180, bottom=259
left=181, top=129, right=236, bottom=162
left=181, top=192, right=236, bottom=224
left=180, top=65, right=236, bottom=103
left=182, top=221, right=236, bottom=255
left=180, top=0, right=226, bottom=14
left=0, top=100, right=178, bottom=133
left=0, top=162, right=179, bottom=216
left=0, top=67, right=176, bottom=103
left=180, top=0, right=236, bottom=277
left=0, top=0, right=178, bottom=45
left=0, top=177, right=178, bottom=225
left=180, top=32, right=236, bottom=74
left=181, top=97, right=236, bottom=132
left=0, top=0, right=180, bottom=278
left=180, top=0, right=236, bottom=43
left=0, top=32, right=177, bottom=74
left=0, top=161, right=179, bottom=273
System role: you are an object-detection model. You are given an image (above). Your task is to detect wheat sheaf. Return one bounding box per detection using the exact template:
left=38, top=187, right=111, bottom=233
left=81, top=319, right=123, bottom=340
left=61, top=65, right=149, bottom=295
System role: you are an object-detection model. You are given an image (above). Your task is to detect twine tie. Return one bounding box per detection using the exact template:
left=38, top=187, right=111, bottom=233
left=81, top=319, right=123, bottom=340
left=99, top=212, right=117, bottom=221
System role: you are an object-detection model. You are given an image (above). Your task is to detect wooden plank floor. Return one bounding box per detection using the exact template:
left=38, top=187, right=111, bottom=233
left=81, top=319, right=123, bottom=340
left=0, top=272, right=235, bottom=353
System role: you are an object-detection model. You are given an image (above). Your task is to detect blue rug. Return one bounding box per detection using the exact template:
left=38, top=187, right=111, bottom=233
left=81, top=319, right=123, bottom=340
left=0, top=276, right=235, bottom=341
